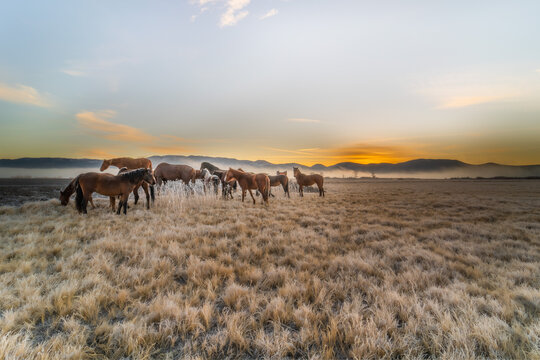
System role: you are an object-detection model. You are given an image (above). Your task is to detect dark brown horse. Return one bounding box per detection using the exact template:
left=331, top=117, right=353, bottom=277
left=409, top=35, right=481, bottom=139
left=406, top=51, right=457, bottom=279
left=225, top=168, right=270, bottom=204
left=293, top=167, right=324, bottom=197
left=75, top=169, right=156, bottom=215
left=154, top=163, right=196, bottom=188
left=100, top=157, right=154, bottom=206
left=60, top=175, right=96, bottom=208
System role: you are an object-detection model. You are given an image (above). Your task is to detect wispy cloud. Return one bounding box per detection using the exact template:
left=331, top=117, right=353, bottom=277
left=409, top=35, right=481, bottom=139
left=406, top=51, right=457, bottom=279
left=438, top=95, right=509, bottom=109
left=61, top=57, right=134, bottom=78
left=0, top=83, right=50, bottom=107
left=287, top=118, right=322, bottom=123
left=260, top=8, right=278, bottom=20
left=77, top=110, right=155, bottom=143
left=61, top=69, right=87, bottom=77
left=220, top=0, right=250, bottom=27
left=76, top=110, right=194, bottom=155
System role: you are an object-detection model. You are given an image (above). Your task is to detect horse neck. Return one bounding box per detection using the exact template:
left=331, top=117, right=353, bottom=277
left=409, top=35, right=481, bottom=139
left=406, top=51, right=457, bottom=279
left=63, top=176, right=79, bottom=196
left=111, top=158, right=124, bottom=168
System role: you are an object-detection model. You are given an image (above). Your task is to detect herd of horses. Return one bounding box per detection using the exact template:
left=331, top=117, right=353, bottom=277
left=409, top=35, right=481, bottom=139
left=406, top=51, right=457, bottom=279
left=59, top=157, right=325, bottom=215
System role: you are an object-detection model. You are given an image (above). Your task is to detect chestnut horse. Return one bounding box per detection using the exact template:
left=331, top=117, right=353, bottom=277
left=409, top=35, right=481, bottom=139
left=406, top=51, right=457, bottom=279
left=154, top=163, right=196, bottom=188
left=75, top=168, right=155, bottom=215
left=293, top=167, right=324, bottom=197
left=100, top=157, right=155, bottom=206
left=225, top=168, right=270, bottom=204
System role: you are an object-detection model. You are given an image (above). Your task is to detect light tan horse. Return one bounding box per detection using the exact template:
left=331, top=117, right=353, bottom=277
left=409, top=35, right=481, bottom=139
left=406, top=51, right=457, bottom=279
left=154, top=163, right=196, bottom=188
left=293, top=167, right=324, bottom=197
left=75, top=169, right=156, bottom=215
left=225, top=168, right=270, bottom=204
left=100, top=157, right=154, bottom=206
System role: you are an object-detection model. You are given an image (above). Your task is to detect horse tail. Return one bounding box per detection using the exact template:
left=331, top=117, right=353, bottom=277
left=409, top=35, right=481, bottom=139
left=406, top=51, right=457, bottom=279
left=265, top=176, right=270, bottom=201
left=284, top=177, right=289, bottom=197
left=150, top=185, right=155, bottom=202
left=75, top=178, right=84, bottom=213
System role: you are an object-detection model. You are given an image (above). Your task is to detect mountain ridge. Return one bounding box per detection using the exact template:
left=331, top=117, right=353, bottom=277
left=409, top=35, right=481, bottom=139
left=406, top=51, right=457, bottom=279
left=1, top=156, right=540, bottom=178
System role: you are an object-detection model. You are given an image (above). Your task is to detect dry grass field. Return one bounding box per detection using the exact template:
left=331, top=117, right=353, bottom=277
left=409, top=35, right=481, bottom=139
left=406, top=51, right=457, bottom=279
left=0, top=179, right=539, bottom=359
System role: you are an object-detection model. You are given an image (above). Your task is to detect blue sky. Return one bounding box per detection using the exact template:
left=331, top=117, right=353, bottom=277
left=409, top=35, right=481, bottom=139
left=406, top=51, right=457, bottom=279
left=1, top=0, right=539, bottom=165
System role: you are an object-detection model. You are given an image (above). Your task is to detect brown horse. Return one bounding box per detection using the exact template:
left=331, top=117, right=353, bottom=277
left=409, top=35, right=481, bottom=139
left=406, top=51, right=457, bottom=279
left=269, top=171, right=289, bottom=198
left=154, top=163, right=196, bottom=188
left=293, top=167, right=324, bottom=197
left=75, top=168, right=156, bottom=215
left=60, top=175, right=96, bottom=208
left=100, top=157, right=154, bottom=206
left=225, top=168, right=270, bottom=204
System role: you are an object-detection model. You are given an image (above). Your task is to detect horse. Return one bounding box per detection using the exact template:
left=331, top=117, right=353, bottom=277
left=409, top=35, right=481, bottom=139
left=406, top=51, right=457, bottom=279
left=293, top=167, right=325, bottom=197
left=201, top=162, right=237, bottom=199
left=116, top=167, right=153, bottom=209
left=225, top=168, right=270, bottom=205
left=154, top=163, right=196, bottom=189
left=60, top=174, right=120, bottom=210
left=60, top=175, right=95, bottom=208
left=99, top=157, right=155, bottom=206
left=75, top=168, right=156, bottom=215
left=199, top=168, right=220, bottom=193
left=200, top=162, right=221, bottom=174
left=268, top=171, right=289, bottom=198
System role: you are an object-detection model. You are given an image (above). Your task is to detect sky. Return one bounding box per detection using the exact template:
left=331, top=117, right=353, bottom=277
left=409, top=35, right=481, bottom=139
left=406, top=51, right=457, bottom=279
left=1, top=0, right=539, bottom=166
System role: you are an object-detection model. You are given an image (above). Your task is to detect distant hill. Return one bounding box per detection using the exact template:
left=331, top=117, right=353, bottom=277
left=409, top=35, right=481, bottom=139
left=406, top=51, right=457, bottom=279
left=1, top=156, right=540, bottom=178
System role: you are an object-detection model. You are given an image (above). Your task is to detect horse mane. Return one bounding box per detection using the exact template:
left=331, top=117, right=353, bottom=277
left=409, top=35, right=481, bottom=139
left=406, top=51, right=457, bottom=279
left=61, top=175, right=80, bottom=197
left=118, top=168, right=148, bottom=183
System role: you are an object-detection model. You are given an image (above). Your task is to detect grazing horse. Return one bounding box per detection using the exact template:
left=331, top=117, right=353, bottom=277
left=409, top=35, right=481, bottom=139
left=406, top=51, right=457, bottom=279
left=75, top=169, right=156, bottom=215
left=225, top=168, right=270, bottom=205
left=99, top=157, right=155, bottom=206
left=60, top=175, right=95, bottom=208
left=154, top=163, right=196, bottom=188
left=293, top=167, right=325, bottom=197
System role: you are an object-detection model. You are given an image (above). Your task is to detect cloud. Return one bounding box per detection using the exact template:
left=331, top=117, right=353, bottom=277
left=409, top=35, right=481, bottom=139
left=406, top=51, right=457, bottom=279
left=61, top=69, right=87, bottom=77
left=77, top=110, right=156, bottom=143
left=76, top=110, right=195, bottom=155
left=287, top=118, right=322, bottom=123
left=260, top=8, right=278, bottom=20
left=438, top=95, right=508, bottom=109
left=220, top=0, right=250, bottom=27
left=0, top=83, right=50, bottom=107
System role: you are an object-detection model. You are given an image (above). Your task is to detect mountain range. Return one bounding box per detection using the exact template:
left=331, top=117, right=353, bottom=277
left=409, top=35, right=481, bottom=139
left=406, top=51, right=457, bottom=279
left=1, top=156, right=540, bottom=178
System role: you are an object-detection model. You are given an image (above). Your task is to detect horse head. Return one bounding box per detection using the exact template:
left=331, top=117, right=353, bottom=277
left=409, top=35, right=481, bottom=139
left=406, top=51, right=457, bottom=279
left=143, top=169, right=156, bottom=185
left=293, top=167, right=300, bottom=177
left=59, top=190, right=69, bottom=205
left=225, top=168, right=236, bottom=182
left=100, top=159, right=111, bottom=171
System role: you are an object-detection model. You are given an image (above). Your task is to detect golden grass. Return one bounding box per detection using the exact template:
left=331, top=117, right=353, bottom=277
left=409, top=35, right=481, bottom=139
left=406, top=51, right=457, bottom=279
left=0, top=179, right=539, bottom=359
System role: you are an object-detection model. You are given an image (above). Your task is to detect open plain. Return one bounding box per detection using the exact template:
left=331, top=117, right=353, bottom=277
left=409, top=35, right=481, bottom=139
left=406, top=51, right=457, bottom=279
left=0, top=179, right=539, bottom=359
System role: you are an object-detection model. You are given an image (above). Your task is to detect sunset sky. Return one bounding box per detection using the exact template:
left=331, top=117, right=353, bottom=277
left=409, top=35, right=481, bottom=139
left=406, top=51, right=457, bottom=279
left=1, top=1, right=539, bottom=166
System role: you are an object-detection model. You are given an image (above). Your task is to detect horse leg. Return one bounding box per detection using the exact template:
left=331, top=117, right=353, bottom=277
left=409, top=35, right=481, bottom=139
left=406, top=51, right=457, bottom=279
left=82, top=192, right=89, bottom=214
left=241, top=189, right=246, bottom=202
left=110, top=196, right=116, bottom=212
left=133, top=185, right=140, bottom=205
left=299, top=185, right=304, bottom=197
left=89, top=195, right=95, bottom=209
left=142, top=182, right=150, bottom=209
left=248, top=189, right=256, bottom=204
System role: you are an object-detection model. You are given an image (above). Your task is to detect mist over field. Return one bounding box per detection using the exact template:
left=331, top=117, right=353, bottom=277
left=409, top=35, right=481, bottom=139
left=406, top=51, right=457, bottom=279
left=2, top=156, right=540, bottom=179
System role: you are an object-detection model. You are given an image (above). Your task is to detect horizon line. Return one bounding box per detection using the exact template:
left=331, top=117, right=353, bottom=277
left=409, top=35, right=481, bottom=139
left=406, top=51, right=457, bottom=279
left=1, top=155, right=540, bottom=168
